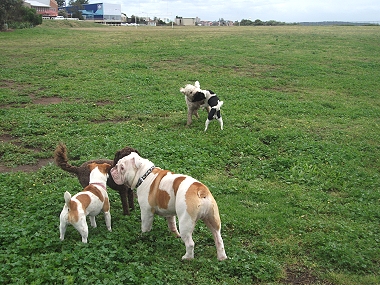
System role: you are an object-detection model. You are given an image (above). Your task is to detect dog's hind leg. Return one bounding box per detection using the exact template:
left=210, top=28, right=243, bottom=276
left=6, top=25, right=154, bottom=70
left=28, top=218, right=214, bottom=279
left=59, top=222, right=67, bottom=241
left=75, top=219, right=89, bottom=243
left=89, top=215, right=97, bottom=228
left=178, top=216, right=196, bottom=260
left=166, top=216, right=180, bottom=237
left=102, top=198, right=112, bottom=231
left=104, top=211, right=112, bottom=232
left=204, top=119, right=211, bottom=131
left=204, top=219, right=227, bottom=260
left=217, top=117, right=223, bottom=130
left=203, top=206, right=227, bottom=260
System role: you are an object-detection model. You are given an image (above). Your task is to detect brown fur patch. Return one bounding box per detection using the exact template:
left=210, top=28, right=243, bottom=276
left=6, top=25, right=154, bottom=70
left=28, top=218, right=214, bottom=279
left=149, top=169, right=170, bottom=209
left=68, top=200, right=79, bottom=223
left=97, top=163, right=112, bottom=174
left=103, top=197, right=110, bottom=212
left=76, top=194, right=91, bottom=211
left=173, top=176, right=186, bottom=196
left=87, top=162, right=111, bottom=174
left=156, top=189, right=170, bottom=209
left=84, top=185, right=104, bottom=202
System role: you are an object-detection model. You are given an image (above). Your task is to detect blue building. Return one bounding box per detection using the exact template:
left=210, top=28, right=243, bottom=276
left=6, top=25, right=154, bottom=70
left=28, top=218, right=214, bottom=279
left=60, top=2, right=121, bottom=23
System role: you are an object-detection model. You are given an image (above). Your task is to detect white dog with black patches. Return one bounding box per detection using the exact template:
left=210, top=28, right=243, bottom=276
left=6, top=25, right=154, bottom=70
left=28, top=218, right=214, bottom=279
left=203, top=89, right=224, bottom=131
left=180, top=81, right=223, bottom=131
left=110, top=152, right=227, bottom=261
left=59, top=162, right=112, bottom=243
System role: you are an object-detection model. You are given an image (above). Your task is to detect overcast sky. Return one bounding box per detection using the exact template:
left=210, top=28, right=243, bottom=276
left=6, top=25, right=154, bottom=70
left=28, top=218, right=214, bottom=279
left=91, top=0, right=380, bottom=22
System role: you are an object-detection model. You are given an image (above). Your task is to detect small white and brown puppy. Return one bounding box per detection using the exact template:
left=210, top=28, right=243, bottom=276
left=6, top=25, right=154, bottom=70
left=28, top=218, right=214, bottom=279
left=110, top=152, right=227, bottom=261
left=180, top=81, right=210, bottom=126
left=59, top=162, right=112, bottom=243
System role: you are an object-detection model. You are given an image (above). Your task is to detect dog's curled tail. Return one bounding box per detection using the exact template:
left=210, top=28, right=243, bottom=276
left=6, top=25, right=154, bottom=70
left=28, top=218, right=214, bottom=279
left=54, top=143, right=80, bottom=175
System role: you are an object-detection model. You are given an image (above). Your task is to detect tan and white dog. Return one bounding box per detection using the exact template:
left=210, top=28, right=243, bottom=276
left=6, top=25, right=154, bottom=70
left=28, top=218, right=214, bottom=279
left=110, top=152, right=227, bottom=261
left=59, top=162, right=112, bottom=243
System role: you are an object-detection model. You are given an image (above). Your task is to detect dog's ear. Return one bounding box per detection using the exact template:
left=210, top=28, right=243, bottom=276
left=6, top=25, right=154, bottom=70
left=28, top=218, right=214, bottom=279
left=87, top=162, right=97, bottom=172
left=195, top=81, right=200, bottom=88
left=180, top=87, right=185, bottom=94
left=99, top=163, right=112, bottom=173
left=113, top=150, right=121, bottom=165
left=131, top=153, right=142, bottom=169
left=193, top=91, right=206, bottom=102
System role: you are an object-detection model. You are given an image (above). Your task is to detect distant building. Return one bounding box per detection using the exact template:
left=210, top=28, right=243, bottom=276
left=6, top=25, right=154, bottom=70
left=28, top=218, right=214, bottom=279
left=175, top=17, right=198, bottom=26
left=24, top=0, right=58, bottom=17
left=59, top=2, right=121, bottom=24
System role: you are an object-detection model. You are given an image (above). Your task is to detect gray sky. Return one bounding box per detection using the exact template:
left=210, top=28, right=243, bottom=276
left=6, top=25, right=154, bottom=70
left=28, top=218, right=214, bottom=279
left=93, top=0, right=380, bottom=22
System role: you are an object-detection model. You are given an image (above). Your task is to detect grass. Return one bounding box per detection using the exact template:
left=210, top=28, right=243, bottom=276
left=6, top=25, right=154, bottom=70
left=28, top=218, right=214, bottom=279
left=0, top=21, right=380, bottom=284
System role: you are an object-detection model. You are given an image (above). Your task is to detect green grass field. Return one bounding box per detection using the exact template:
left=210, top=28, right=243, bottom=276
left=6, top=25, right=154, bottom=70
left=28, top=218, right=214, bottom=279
left=0, top=21, right=379, bottom=284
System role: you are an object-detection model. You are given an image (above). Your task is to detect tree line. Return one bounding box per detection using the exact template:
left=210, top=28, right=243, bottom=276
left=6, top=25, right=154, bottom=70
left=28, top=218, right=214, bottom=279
left=238, top=19, right=288, bottom=26
left=0, top=0, right=42, bottom=30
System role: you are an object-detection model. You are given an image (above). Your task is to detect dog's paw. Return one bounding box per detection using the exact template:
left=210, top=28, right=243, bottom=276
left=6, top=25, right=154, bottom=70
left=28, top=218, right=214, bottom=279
left=182, top=254, right=194, bottom=260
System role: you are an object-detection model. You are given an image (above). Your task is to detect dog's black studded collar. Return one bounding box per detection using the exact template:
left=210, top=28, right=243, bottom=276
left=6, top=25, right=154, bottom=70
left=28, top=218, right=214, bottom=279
left=136, top=166, right=155, bottom=188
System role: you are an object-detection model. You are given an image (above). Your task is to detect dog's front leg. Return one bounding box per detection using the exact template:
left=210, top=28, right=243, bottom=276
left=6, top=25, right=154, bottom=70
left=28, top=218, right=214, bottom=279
left=140, top=209, right=154, bottom=233
left=118, top=187, right=130, bottom=215
left=127, top=188, right=135, bottom=210
left=187, top=108, right=193, bottom=125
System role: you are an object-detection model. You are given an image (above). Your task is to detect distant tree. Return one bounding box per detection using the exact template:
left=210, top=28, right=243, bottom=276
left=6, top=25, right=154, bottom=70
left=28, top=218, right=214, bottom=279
left=157, top=19, right=167, bottom=26
left=22, top=6, right=42, bottom=26
left=238, top=18, right=287, bottom=26
left=58, top=9, right=68, bottom=18
left=240, top=19, right=253, bottom=26
left=0, top=0, right=41, bottom=30
left=68, top=0, right=88, bottom=5
left=56, top=0, right=65, bottom=7
left=0, top=0, right=22, bottom=29
left=67, top=0, right=88, bottom=19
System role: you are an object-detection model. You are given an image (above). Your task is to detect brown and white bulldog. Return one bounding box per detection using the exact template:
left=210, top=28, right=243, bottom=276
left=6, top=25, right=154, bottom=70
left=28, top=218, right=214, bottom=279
left=110, top=152, right=227, bottom=260
left=59, top=162, right=112, bottom=243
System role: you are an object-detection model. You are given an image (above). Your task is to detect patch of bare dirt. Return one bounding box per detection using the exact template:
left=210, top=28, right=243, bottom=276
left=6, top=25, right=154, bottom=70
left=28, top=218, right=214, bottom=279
left=0, top=158, right=54, bottom=173
left=0, top=134, right=54, bottom=173
left=1, top=79, right=63, bottom=107
left=282, top=265, right=332, bottom=285
left=31, top=96, right=62, bottom=105
left=1, top=81, right=66, bottom=172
